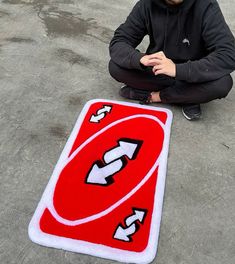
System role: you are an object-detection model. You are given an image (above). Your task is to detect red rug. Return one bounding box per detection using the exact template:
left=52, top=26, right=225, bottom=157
left=28, top=99, right=173, bottom=263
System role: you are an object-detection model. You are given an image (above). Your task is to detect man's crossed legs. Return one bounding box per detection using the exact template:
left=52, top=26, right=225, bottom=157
left=109, top=60, right=233, bottom=120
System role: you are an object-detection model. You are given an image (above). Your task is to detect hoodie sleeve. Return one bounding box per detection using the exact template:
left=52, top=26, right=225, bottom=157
left=176, top=1, right=235, bottom=83
left=109, top=0, right=148, bottom=70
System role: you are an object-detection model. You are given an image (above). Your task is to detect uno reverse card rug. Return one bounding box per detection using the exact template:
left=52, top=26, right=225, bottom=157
left=28, top=99, right=173, bottom=264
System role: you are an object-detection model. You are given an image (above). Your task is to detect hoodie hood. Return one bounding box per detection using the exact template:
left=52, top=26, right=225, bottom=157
left=152, top=0, right=196, bottom=12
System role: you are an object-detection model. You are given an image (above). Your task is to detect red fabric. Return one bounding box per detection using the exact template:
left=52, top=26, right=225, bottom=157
left=41, top=167, right=158, bottom=252
left=39, top=101, right=167, bottom=253
left=69, top=102, right=167, bottom=156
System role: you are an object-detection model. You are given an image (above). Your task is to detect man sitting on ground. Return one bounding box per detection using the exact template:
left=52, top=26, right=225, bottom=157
left=109, top=0, right=235, bottom=120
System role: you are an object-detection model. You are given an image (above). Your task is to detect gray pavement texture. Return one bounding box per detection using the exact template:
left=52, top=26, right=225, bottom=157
left=0, top=0, right=234, bottom=264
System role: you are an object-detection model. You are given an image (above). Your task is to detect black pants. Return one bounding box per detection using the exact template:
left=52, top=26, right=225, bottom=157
left=109, top=60, right=233, bottom=104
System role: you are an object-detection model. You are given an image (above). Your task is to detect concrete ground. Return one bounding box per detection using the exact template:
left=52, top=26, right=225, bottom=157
left=0, top=0, right=234, bottom=263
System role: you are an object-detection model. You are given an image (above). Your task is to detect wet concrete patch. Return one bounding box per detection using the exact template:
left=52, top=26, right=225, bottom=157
left=2, top=0, right=74, bottom=7
left=5, top=37, right=35, bottom=43
left=38, top=6, right=113, bottom=43
left=42, top=10, right=113, bottom=43
left=2, top=0, right=22, bottom=4
left=2, top=0, right=49, bottom=5
left=41, top=9, right=96, bottom=38
left=55, top=48, right=91, bottom=66
left=2, top=0, right=113, bottom=43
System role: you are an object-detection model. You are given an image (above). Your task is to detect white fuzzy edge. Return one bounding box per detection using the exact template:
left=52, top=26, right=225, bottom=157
left=28, top=99, right=173, bottom=264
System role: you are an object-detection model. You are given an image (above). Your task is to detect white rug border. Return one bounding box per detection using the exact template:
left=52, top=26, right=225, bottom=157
left=28, top=99, right=173, bottom=264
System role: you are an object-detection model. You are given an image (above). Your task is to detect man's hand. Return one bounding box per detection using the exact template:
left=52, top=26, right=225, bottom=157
left=140, top=52, right=163, bottom=67
left=140, top=51, right=176, bottom=77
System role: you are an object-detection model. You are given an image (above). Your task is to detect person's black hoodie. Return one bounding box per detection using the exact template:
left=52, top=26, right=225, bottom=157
left=109, top=0, right=235, bottom=83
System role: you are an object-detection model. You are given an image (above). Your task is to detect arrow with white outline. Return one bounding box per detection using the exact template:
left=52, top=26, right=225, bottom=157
left=104, top=139, right=142, bottom=164
left=90, top=105, right=112, bottom=123
left=125, top=209, right=146, bottom=226
left=86, top=139, right=142, bottom=185
left=86, top=159, right=124, bottom=185
left=114, top=223, right=136, bottom=242
left=113, top=209, right=147, bottom=242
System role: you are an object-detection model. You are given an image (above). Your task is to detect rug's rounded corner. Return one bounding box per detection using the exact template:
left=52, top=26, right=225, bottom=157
left=82, top=99, right=99, bottom=110
left=85, top=98, right=101, bottom=104
left=137, top=245, right=158, bottom=264
left=162, top=107, right=173, bottom=120
left=28, top=219, right=39, bottom=243
left=168, top=108, right=173, bottom=119
left=85, top=98, right=109, bottom=106
left=85, top=98, right=124, bottom=107
left=28, top=215, right=47, bottom=246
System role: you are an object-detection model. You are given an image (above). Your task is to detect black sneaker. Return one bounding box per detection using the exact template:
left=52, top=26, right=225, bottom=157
left=119, top=85, right=152, bottom=104
left=182, top=104, right=201, bottom=120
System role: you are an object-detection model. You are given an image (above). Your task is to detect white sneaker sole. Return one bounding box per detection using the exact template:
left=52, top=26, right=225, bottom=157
left=182, top=108, right=201, bottom=121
